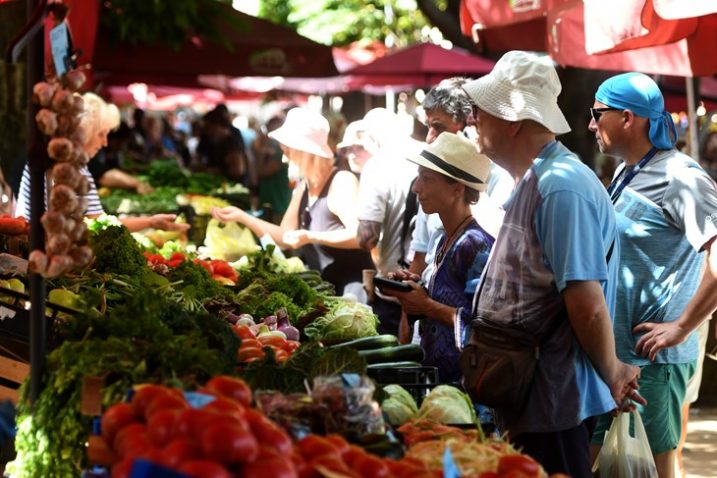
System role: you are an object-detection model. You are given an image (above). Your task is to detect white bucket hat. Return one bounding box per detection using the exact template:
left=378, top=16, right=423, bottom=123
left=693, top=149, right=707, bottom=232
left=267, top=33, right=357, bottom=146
left=463, top=51, right=571, bottom=135
left=407, top=132, right=491, bottom=192
left=337, top=119, right=366, bottom=149
left=269, top=107, right=334, bottom=159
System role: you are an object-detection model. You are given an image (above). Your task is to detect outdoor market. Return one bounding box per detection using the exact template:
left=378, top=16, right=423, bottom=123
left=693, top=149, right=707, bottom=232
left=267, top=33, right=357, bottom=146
left=0, top=1, right=715, bottom=478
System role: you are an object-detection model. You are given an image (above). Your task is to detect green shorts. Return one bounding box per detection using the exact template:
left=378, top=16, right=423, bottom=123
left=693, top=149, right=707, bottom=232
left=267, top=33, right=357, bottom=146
left=591, top=362, right=696, bottom=455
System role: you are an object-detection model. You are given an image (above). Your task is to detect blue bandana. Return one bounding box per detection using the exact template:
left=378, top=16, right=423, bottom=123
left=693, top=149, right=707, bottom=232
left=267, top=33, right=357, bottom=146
left=595, top=72, right=677, bottom=150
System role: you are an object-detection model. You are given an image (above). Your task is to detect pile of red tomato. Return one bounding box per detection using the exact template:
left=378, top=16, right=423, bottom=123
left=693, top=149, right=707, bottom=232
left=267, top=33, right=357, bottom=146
left=233, top=323, right=300, bottom=364
left=99, top=376, right=296, bottom=478
left=143, top=252, right=238, bottom=285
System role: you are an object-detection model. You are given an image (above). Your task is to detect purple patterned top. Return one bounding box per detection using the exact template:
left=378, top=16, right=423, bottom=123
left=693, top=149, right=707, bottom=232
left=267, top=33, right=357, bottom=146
left=420, top=219, right=494, bottom=383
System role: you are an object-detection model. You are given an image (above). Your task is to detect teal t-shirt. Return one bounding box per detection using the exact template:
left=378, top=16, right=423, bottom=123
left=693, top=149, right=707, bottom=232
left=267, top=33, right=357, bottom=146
left=611, top=149, right=717, bottom=365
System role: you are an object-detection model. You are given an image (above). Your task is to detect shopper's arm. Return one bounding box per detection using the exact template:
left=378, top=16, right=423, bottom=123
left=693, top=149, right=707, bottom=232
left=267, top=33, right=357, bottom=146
left=634, top=236, right=717, bottom=360
left=357, top=220, right=382, bottom=250
left=563, top=280, right=645, bottom=407
left=99, top=169, right=153, bottom=194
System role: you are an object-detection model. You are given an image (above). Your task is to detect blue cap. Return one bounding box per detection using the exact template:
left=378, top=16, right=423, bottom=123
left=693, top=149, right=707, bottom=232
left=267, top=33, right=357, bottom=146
left=595, top=72, right=677, bottom=150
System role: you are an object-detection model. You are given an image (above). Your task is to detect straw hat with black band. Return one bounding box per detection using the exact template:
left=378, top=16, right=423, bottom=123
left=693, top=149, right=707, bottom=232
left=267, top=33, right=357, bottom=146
left=406, top=131, right=491, bottom=192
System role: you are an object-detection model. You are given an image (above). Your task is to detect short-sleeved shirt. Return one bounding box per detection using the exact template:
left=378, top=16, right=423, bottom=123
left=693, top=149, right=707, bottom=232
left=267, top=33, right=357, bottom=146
left=357, top=150, right=418, bottom=276
left=612, top=149, right=717, bottom=366
left=411, top=162, right=513, bottom=281
left=474, top=140, right=617, bottom=437
left=15, top=164, right=104, bottom=220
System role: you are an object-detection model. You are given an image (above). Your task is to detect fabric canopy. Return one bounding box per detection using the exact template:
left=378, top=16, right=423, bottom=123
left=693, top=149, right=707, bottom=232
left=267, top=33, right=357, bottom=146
left=583, top=0, right=717, bottom=55
left=66, top=0, right=337, bottom=87
left=343, top=42, right=496, bottom=88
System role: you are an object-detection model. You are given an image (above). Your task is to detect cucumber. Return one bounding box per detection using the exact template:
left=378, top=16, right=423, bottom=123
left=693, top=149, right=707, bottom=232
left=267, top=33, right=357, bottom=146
left=328, top=334, right=399, bottom=351
left=358, top=344, right=424, bottom=364
left=366, top=361, right=422, bottom=369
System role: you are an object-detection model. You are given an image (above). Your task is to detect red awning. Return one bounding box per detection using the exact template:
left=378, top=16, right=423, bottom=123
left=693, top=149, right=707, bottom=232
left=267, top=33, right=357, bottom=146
left=65, top=0, right=337, bottom=88
left=343, top=42, right=495, bottom=88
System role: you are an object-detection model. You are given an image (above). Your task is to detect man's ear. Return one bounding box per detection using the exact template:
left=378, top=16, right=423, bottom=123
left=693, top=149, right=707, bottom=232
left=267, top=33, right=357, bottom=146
left=622, top=109, right=637, bottom=129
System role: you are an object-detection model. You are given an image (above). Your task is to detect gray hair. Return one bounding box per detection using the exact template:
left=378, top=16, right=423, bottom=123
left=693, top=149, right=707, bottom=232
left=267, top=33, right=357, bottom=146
left=422, top=77, right=472, bottom=125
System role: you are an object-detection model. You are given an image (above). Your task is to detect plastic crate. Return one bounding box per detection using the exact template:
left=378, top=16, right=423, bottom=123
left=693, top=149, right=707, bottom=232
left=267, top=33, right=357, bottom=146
left=367, top=366, right=439, bottom=406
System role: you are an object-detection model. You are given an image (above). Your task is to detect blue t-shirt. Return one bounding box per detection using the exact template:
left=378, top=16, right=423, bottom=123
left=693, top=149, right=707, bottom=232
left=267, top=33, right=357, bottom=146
left=475, top=140, right=617, bottom=436
left=611, top=149, right=717, bottom=365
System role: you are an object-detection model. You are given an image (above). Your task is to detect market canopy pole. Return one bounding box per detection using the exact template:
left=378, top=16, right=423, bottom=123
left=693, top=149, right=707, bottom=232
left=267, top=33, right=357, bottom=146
left=6, top=0, right=48, bottom=405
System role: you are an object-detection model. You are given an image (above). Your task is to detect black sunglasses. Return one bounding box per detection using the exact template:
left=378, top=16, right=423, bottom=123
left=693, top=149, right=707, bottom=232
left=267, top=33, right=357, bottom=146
left=590, top=107, right=621, bottom=122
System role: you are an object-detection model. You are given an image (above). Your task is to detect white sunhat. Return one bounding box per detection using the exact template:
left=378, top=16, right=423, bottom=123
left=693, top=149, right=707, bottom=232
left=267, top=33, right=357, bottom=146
left=268, top=107, right=334, bottom=159
left=407, top=132, right=491, bottom=192
left=463, top=51, right=571, bottom=135
left=337, top=119, right=366, bottom=149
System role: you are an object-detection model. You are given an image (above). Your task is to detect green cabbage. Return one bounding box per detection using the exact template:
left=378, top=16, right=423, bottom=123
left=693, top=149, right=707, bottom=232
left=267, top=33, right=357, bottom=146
left=382, top=384, right=418, bottom=425
left=417, top=385, right=476, bottom=424
left=303, top=299, right=378, bottom=342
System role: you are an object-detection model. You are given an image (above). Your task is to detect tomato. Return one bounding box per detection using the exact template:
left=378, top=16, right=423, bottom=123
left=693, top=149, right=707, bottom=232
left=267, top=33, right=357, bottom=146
left=144, top=392, right=189, bottom=420
left=497, top=455, right=541, bottom=477
left=242, top=458, right=298, bottom=478
left=210, top=260, right=238, bottom=282
left=178, top=460, right=232, bottom=478
left=110, top=457, right=135, bottom=478
left=204, top=375, right=252, bottom=407
left=193, top=258, right=214, bottom=275
left=202, top=396, right=246, bottom=419
left=244, top=409, right=292, bottom=454
left=283, top=340, right=301, bottom=353
left=325, top=434, right=350, bottom=455
left=309, top=455, right=350, bottom=473
left=353, top=454, right=390, bottom=478
left=146, top=409, right=180, bottom=447
left=273, top=348, right=289, bottom=363
left=200, top=422, right=259, bottom=464
left=131, top=385, right=173, bottom=418
left=478, top=472, right=500, bottom=478
left=172, top=409, right=240, bottom=439
left=257, top=334, right=287, bottom=348
left=238, top=346, right=265, bottom=362
left=233, top=325, right=256, bottom=340
left=101, top=403, right=138, bottom=445
left=113, top=423, right=149, bottom=456
left=298, top=435, right=340, bottom=461
left=386, top=460, right=424, bottom=478
left=341, top=445, right=368, bottom=466
left=160, top=438, right=201, bottom=468
left=239, top=338, right=260, bottom=349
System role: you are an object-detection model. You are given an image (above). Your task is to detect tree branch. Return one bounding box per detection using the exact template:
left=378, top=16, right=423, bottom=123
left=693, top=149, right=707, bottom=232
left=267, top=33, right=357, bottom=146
left=415, top=0, right=477, bottom=51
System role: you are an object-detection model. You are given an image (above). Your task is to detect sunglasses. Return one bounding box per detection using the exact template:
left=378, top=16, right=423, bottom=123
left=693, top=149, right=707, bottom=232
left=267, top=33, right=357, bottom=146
left=590, top=107, right=621, bottom=122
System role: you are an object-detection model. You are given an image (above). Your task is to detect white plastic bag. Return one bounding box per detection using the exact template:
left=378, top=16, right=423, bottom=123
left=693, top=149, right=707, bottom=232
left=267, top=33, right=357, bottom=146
left=594, top=410, right=658, bottom=478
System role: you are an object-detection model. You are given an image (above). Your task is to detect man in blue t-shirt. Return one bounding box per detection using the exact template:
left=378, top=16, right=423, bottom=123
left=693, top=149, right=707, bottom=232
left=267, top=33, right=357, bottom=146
left=463, top=51, right=642, bottom=477
left=588, top=72, right=717, bottom=478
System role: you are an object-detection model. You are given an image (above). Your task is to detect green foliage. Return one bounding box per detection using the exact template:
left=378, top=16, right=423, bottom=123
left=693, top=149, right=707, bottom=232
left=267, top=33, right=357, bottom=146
left=100, top=0, right=239, bottom=50
left=166, top=260, right=231, bottom=303
left=259, top=0, right=433, bottom=46
left=89, top=224, right=148, bottom=277
left=240, top=341, right=367, bottom=394
left=10, top=289, right=237, bottom=477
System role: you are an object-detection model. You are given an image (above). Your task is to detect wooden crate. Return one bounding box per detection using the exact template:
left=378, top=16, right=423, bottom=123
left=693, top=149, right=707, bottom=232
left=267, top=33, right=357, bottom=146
left=0, top=353, right=29, bottom=404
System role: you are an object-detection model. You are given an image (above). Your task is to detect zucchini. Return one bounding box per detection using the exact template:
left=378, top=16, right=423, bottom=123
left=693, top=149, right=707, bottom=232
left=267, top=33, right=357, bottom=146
left=358, top=344, right=424, bottom=364
left=366, top=361, right=422, bottom=369
left=328, top=334, right=399, bottom=351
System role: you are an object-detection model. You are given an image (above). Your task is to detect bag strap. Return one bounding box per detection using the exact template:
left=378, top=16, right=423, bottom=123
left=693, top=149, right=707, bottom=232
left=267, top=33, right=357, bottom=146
left=397, top=177, right=419, bottom=268
left=472, top=237, right=617, bottom=341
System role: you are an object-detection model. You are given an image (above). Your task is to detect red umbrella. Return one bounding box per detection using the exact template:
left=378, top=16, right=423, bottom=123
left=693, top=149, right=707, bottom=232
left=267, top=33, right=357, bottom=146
left=343, top=42, right=496, bottom=88
left=66, top=0, right=337, bottom=88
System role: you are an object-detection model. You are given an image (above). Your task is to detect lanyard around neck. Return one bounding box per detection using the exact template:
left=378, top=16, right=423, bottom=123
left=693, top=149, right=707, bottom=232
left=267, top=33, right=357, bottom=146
left=607, top=147, right=658, bottom=203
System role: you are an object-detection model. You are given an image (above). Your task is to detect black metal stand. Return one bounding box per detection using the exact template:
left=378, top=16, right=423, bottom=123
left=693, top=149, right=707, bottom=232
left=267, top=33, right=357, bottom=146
left=6, top=0, right=49, bottom=406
